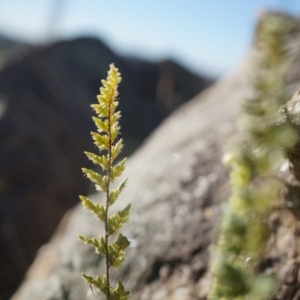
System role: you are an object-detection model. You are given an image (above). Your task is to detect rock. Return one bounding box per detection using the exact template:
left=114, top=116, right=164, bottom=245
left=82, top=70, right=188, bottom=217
left=0, top=37, right=211, bottom=297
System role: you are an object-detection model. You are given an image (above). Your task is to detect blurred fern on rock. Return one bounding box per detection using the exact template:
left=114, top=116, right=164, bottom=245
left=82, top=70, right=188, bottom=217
left=208, top=14, right=298, bottom=300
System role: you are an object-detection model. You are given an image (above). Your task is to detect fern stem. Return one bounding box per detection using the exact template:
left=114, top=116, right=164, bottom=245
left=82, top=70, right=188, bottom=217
left=105, top=199, right=110, bottom=300
left=105, top=92, right=114, bottom=300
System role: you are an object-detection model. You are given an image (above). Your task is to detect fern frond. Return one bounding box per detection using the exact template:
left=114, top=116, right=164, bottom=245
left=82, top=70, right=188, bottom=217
left=78, top=64, right=131, bottom=300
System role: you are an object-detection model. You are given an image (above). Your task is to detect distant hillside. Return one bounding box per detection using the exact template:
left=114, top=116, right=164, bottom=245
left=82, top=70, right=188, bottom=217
left=0, top=35, right=213, bottom=298
left=0, top=34, right=16, bottom=50
left=0, top=33, right=30, bottom=67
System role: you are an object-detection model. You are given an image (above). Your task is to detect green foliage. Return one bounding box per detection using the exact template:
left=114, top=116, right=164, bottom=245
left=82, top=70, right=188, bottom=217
left=108, top=204, right=131, bottom=235
left=108, top=234, right=130, bottom=268
left=79, top=64, right=130, bottom=300
left=208, top=15, right=298, bottom=300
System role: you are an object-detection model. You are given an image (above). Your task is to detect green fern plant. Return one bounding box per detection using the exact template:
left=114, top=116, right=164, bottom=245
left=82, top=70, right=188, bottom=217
left=78, top=64, right=130, bottom=300
left=208, top=14, right=297, bottom=300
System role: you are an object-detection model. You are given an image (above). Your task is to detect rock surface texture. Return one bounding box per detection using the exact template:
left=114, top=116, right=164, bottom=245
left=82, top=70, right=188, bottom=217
left=12, top=12, right=300, bottom=300
left=0, top=37, right=211, bottom=297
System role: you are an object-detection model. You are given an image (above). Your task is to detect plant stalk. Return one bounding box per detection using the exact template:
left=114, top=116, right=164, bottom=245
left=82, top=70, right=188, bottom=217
left=105, top=93, right=113, bottom=300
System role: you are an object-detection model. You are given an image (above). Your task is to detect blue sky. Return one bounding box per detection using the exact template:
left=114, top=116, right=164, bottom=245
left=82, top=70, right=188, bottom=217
left=0, top=0, right=299, bottom=77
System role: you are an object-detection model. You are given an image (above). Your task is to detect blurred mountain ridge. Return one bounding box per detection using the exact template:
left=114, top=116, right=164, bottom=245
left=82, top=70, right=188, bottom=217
left=0, top=32, right=31, bottom=51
